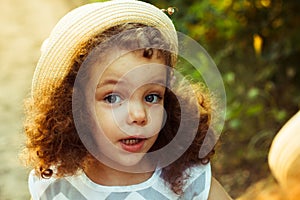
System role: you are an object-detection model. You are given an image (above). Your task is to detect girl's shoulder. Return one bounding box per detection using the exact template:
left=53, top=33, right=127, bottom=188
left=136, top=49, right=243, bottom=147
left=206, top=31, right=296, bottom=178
left=155, top=163, right=212, bottom=200
left=178, top=162, right=212, bottom=199
left=208, top=177, right=232, bottom=200
left=28, top=170, right=88, bottom=200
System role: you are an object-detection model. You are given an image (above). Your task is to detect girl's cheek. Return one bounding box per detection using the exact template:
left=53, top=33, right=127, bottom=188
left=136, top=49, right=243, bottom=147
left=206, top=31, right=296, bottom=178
left=150, top=104, right=165, bottom=115
left=108, top=103, right=129, bottom=124
left=149, top=104, right=166, bottom=127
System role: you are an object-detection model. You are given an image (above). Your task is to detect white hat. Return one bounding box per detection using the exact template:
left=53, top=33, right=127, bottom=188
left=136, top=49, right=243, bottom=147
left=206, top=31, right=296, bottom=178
left=31, top=0, right=178, bottom=98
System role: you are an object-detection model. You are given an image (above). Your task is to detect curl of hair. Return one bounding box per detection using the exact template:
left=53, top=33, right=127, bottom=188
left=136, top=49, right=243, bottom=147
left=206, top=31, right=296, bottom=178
left=21, top=23, right=215, bottom=194
left=157, top=83, right=215, bottom=194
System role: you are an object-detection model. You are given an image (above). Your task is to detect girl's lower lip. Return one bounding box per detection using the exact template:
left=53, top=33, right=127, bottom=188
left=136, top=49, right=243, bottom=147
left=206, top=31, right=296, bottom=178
left=120, top=139, right=146, bottom=153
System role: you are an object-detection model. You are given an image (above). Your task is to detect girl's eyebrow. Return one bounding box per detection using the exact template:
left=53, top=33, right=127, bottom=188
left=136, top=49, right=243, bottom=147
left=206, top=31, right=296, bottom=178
left=97, top=76, right=167, bottom=88
left=97, top=79, right=124, bottom=88
left=150, top=78, right=167, bottom=85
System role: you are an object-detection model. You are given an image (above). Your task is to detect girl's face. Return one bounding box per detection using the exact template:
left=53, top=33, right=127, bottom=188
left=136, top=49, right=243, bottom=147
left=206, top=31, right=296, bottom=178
left=93, top=50, right=167, bottom=168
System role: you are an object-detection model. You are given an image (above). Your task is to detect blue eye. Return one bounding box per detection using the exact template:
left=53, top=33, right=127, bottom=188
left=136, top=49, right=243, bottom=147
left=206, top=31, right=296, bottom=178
left=145, top=94, right=162, bottom=103
left=104, top=94, right=122, bottom=104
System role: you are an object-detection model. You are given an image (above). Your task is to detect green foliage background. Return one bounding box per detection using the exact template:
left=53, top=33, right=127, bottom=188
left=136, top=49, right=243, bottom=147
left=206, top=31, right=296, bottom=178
left=88, top=0, right=300, bottom=197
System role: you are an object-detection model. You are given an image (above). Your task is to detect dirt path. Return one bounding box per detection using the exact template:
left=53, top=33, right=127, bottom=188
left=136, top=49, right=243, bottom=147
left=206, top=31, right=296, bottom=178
left=0, top=0, right=78, bottom=199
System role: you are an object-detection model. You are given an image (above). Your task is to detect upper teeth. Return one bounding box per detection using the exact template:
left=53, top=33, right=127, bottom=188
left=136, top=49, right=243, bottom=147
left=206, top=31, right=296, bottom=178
left=122, top=139, right=140, bottom=145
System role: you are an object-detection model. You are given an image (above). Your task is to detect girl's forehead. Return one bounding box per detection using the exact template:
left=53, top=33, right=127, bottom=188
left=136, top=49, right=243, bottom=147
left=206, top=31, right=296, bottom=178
left=96, top=49, right=166, bottom=73
left=97, top=51, right=167, bottom=86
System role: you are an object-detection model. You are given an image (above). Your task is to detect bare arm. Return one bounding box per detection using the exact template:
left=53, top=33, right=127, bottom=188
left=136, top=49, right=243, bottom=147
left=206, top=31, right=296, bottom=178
left=208, top=177, right=232, bottom=200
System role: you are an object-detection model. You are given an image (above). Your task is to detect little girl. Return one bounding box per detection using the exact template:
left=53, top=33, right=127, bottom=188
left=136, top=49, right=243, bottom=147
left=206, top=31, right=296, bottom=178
left=22, top=0, right=231, bottom=199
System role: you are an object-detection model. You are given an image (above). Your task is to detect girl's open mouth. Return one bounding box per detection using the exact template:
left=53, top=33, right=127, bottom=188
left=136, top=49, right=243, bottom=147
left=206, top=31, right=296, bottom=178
left=120, top=137, right=146, bottom=152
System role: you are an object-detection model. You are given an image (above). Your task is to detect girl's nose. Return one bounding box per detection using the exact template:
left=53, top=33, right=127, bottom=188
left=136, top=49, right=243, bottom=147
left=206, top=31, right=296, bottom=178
left=127, top=100, right=147, bottom=126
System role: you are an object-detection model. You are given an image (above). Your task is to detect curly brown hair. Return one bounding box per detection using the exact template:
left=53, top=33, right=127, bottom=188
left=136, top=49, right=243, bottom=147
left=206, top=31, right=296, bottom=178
left=21, top=23, right=215, bottom=195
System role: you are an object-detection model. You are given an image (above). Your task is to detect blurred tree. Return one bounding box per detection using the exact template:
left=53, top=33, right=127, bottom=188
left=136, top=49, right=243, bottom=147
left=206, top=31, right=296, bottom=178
left=144, top=0, right=300, bottom=198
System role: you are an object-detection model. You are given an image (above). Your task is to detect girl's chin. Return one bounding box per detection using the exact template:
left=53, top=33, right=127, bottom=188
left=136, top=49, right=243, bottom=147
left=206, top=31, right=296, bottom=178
left=115, top=160, right=143, bottom=168
left=92, top=150, right=146, bottom=167
left=113, top=152, right=147, bottom=167
left=89, top=141, right=156, bottom=171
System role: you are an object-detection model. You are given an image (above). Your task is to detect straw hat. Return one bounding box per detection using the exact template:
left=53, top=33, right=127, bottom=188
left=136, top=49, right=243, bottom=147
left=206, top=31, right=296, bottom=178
left=268, top=111, right=300, bottom=198
left=31, top=0, right=178, bottom=98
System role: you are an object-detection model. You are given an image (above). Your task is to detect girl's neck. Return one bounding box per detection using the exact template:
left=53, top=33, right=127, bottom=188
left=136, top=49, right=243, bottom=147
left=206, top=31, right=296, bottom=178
left=84, top=160, right=154, bottom=186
